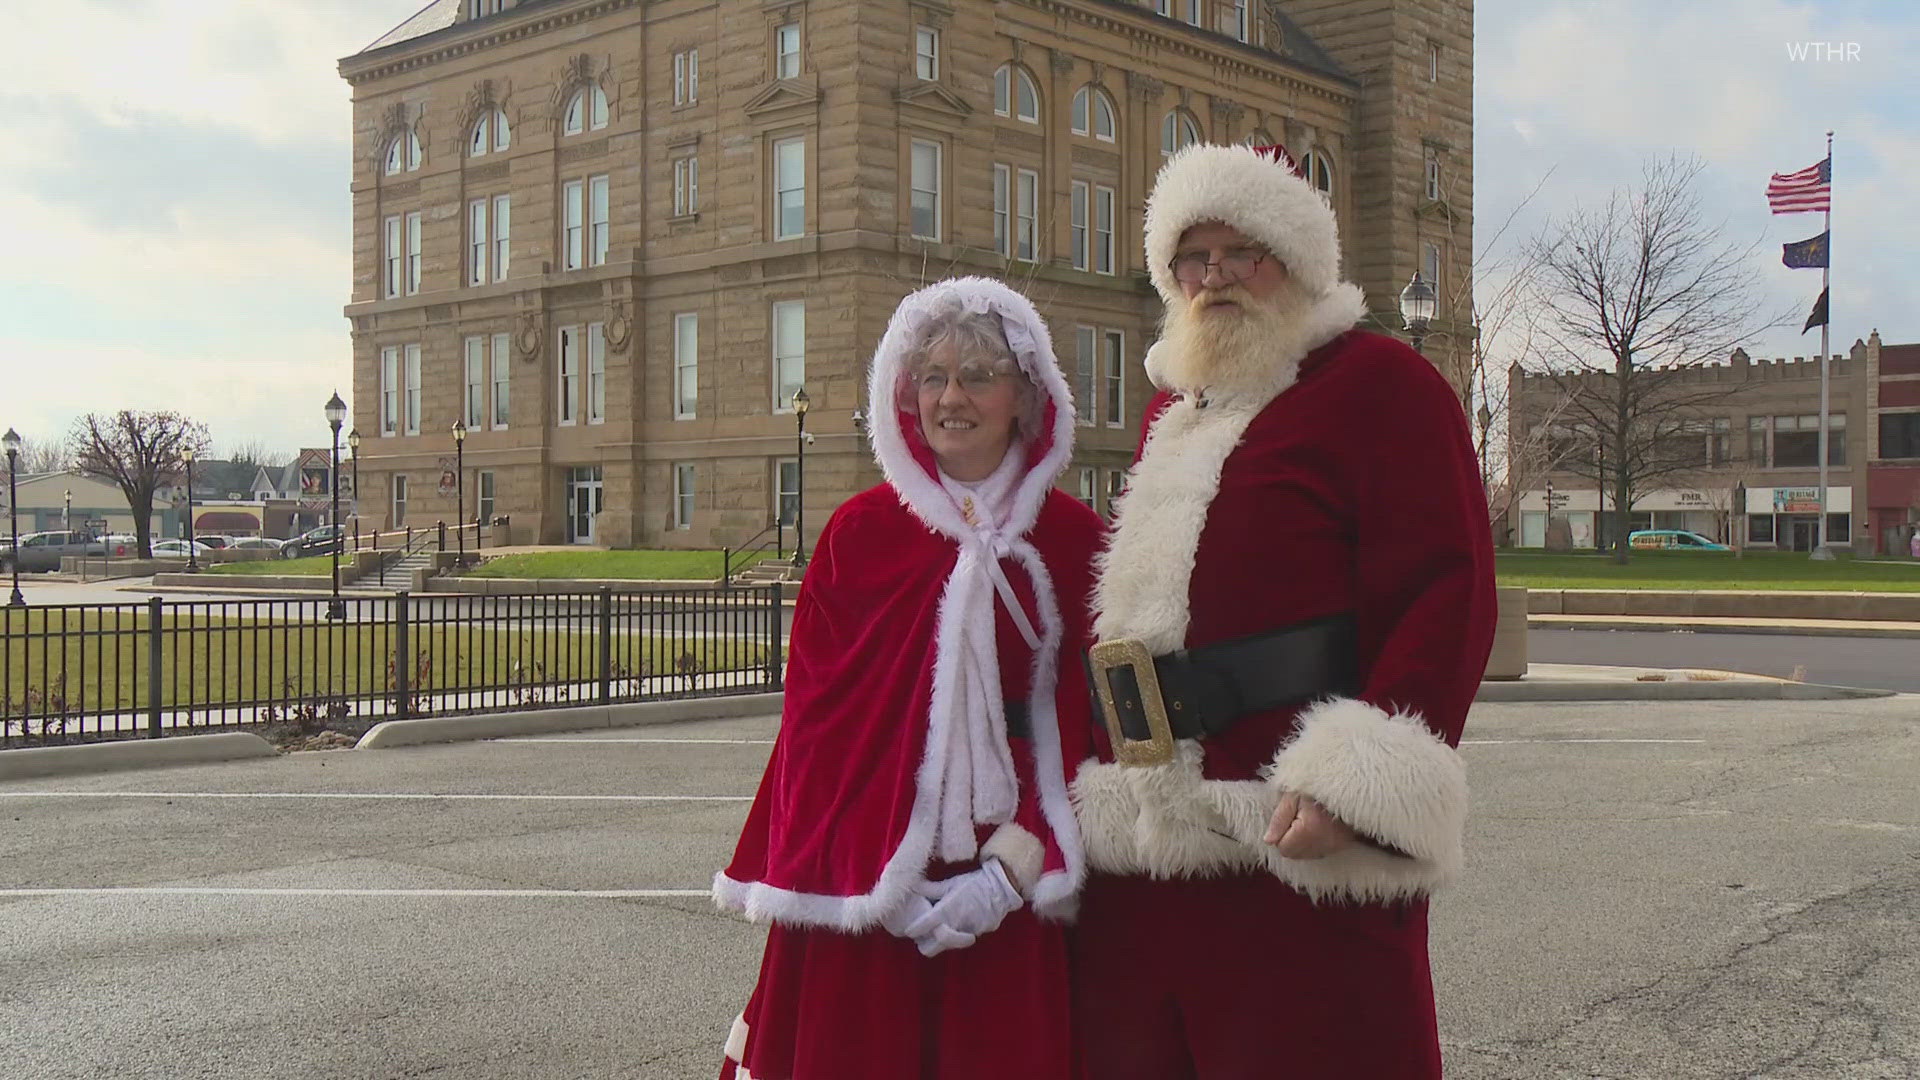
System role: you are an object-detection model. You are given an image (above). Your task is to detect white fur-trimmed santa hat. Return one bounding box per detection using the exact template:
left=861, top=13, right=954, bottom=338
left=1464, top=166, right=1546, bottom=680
left=1144, top=143, right=1346, bottom=306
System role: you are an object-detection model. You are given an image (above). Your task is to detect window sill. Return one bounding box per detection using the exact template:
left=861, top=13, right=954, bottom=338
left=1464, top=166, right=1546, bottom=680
left=669, top=212, right=700, bottom=226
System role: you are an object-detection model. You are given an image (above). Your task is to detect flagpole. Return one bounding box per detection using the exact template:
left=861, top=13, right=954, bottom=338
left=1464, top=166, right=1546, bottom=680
left=1813, top=130, right=1834, bottom=559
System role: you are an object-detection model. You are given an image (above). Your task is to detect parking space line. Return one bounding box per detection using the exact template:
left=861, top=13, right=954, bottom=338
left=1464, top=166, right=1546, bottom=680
left=1461, top=738, right=1707, bottom=746
left=492, top=737, right=776, bottom=745
left=0, top=791, right=750, bottom=803
left=0, top=887, right=713, bottom=898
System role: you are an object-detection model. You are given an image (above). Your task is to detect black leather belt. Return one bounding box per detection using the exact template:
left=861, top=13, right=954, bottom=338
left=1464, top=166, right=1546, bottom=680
left=1089, top=613, right=1359, bottom=766
left=1004, top=699, right=1031, bottom=739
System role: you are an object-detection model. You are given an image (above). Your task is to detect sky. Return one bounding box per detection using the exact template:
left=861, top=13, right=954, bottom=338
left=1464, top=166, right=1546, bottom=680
left=2, top=0, right=1916, bottom=460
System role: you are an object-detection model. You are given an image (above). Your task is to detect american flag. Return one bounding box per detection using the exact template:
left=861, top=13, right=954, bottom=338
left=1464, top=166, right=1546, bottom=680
left=1767, top=157, right=1831, bottom=214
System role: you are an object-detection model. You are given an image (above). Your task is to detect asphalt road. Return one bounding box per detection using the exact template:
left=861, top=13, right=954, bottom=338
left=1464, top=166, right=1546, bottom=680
left=3, top=695, right=1917, bottom=1078
left=1530, top=627, right=1920, bottom=693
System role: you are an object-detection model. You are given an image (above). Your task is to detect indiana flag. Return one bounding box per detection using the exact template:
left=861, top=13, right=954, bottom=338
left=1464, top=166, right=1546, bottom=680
left=1782, top=231, right=1829, bottom=268
left=1802, top=288, right=1829, bottom=334
left=1768, top=157, right=1831, bottom=214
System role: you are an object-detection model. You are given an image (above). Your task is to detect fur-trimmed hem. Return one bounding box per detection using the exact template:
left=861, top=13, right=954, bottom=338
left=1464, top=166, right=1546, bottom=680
left=982, top=822, right=1046, bottom=897
left=1070, top=715, right=1466, bottom=903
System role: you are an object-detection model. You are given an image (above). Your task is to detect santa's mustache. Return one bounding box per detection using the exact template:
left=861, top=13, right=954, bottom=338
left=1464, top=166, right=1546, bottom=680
left=1187, top=286, right=1255, bottom=314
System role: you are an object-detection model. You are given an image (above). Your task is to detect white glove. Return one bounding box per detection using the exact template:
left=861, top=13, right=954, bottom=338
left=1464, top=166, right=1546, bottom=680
left=902, top=859, right=1023, bottom=957
left=878, top=886, right=980, bottom=956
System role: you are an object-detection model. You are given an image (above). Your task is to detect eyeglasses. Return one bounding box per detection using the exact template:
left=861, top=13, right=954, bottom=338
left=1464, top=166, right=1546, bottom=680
left=914, top=363, right=1008, bottom=396
left=1168, top=247, right=1272, bottom=286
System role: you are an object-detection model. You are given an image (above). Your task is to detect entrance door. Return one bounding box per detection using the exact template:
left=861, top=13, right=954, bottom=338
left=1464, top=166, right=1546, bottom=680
left=1789, top=517, right=1818, bottom=552
left=566, top=466, right=604, bottom=545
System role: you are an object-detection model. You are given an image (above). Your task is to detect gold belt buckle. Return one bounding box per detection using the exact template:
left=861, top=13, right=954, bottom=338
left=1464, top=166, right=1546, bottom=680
left=1089, top=638, right=1175, bottom=767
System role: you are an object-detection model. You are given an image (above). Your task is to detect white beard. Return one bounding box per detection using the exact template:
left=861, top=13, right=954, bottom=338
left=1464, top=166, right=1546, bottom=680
left=1153, top=285, right=1320, bottom=403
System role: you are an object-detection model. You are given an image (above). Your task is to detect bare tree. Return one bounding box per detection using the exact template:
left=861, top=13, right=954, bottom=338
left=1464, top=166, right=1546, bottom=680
left=223, top=438, right=291, bottom=472
left=68, top=411, right=210, bottom=559
left=14, top=435, right=70, bottom=475
left=1521, top=155, right=1783, bottom=563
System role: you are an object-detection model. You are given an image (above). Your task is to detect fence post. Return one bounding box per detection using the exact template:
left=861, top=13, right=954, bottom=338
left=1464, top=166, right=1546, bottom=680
left=767, top=582, right=783, bottom=691
left=147, top=595, right=164, bottom=739
left=393, top=590, right=411, bottom=721
left=598, top=586, right=613, bottom=705
left=437, top=520, right=446, bottom=552
left=721, top=547, right=732, bottom=589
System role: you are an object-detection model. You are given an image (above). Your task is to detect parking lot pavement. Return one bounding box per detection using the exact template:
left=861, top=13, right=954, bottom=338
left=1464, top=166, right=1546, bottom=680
left=3, top=698, right=1918, bottom=1078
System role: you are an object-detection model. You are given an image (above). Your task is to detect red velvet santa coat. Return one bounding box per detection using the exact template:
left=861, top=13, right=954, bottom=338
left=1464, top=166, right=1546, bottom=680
left=715, top=278, right=1102, bottom=1080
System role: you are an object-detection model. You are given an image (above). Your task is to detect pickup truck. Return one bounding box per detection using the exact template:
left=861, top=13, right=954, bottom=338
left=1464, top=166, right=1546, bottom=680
left=0, top=530, right=107, bottom=573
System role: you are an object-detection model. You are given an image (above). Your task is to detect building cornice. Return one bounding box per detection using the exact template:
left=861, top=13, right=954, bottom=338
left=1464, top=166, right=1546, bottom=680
left=339, top=0, right=642, bottom=86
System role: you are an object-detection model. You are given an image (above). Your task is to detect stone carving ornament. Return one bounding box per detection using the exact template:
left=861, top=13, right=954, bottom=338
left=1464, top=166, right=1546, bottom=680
left=605, top=301, right=633, bottom=354
left=516, top=311, right=546, bottom=363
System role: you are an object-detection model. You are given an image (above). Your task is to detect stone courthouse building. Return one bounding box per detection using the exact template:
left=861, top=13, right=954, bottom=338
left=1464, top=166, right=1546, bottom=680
left=338, top=0, right=1474, bottom=548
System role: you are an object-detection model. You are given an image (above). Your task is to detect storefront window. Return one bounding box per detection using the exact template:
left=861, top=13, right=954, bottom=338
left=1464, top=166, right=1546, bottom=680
left=1748, top=514, right=1775, bottom=544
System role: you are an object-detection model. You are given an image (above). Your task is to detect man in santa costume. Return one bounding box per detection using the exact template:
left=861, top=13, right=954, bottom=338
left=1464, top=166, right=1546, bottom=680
left=715, top=277, right=1103, bottom=1079
left=1070, top=143, right=1496, bottom=1078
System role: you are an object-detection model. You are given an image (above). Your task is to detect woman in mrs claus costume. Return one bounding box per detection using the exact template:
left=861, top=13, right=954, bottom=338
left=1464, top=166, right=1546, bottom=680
left=713, top=277, right=1102, bottom=1079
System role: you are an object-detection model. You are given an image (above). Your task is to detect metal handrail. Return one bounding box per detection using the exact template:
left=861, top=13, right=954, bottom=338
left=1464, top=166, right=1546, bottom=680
left=721, top=518, right=787, bottom=588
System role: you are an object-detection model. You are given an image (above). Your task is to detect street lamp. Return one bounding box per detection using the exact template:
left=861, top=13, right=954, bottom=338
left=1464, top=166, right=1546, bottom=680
left=452, top=419, right=467, bottom=565
left=181, top=446, right=199, bottom=572
left=792, top=388, right=810, bottom=567
left=347, top=428, right=361, bottom=548
left=63, top=489, right=71, bottom=532
left=324, top=391, right=348, bottom=621
left=1398, top=270, right=1437, bottom=352
left=4, top=428, right=23, bottom=607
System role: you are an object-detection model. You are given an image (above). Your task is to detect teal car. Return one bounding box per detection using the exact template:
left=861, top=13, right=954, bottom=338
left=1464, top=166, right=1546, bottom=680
left=1628, top=529, right=1730, bottom=551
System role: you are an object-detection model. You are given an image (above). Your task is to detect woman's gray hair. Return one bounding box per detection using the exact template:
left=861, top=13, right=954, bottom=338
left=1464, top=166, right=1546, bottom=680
left=900, top=299, right=1046, bottom=438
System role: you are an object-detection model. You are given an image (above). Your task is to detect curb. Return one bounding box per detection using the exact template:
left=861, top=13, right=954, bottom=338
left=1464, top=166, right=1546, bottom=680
left=355, top=692, right=786, bottom=749
left=0, top=732, right=279, bottom=782
left=1528, top=617, right=1920, bottom=639
left=1475, top=679, right=1892, bottom=702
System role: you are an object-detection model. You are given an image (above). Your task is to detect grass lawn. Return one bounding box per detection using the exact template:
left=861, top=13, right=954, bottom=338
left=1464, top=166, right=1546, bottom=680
left=464, top=549, right=777, bottom=581
left=1, top=607, right=768, bottom=716
left=203, top=555, right=335, bottom=576
left=1496, top=550, right=1920, bottom=592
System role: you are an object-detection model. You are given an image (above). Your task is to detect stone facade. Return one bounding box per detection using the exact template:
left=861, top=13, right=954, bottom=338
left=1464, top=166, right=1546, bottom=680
left=339, top=0, right=1476, bottom=549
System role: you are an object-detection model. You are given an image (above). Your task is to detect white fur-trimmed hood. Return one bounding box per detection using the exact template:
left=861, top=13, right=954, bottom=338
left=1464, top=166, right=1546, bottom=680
left=1145, top=143, right=1348, bottom=306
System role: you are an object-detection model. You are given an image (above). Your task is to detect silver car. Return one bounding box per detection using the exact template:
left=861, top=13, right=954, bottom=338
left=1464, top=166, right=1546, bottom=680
left=0, top=531, right=104, bottom=573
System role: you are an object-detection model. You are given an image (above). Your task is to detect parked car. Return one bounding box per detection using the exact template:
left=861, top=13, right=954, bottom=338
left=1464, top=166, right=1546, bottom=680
left=0, top=530, right=105, bottom=573
left=281, top=525, right=346, bottom=559
left=226, top=536, right=284, bottom=551
left=1627, top=529, right=1730, bottom=551
left=151, top=539, right=214, bottom=557
left=193, top=535, right=233, bottom=550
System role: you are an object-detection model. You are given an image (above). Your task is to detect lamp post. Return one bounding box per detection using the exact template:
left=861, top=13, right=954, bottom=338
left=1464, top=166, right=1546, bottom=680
left=347, top=428, right=361, bottom=548
left=1398, top=270, right=1437, bottom=353
left=452, top=419, right=467, bottom=564
left=63, top=489, right=71, bottom=532
left=182, top=446, right=199, bottom=572
left=792, top=388, right=810, bottom=567
left=4, top=428, right=23, bottom=607
left=325, top=392, right=348, bottom=621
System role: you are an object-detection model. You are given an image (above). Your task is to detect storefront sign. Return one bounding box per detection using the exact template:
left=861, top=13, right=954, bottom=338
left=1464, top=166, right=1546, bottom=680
left=1774, top=487, right=1822, bottom=513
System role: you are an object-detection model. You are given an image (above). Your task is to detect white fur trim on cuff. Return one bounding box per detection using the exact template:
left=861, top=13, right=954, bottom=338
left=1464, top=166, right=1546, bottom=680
left=1266, top=697, right=1468, bottom=870
left=981, top=822, right=1046, bottom=897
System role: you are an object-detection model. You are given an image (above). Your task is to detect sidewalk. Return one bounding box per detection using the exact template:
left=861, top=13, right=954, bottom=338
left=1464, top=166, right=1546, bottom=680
left=1531, top=613, right=1920, bottom=639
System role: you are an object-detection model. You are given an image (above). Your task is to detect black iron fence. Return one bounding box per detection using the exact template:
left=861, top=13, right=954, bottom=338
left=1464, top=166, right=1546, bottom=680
left=0, top=586, right=784, bottom=747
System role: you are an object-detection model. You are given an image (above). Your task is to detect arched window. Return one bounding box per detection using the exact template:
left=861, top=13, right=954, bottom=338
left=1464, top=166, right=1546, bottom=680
left=1160, top=110, right=1200, bottom=158
left=469, top=108, right=510, bottom=157
left=384, top=128, right=422, bottom=175
left=1302, top=148, right=1334, bottom=200
left=1243, top=129, right=1276, bottom=147
left=563, top=83, right=609, bottom=135
left=994, top=64, right=1040, bottom=124
left=1071, top=85, right=1116, bottom=142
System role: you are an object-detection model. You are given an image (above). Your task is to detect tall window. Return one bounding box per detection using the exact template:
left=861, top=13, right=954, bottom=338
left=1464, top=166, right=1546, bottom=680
left=674, top=313, right=698, bottom=419
left=1425, top=155, right=1442, bottom=200
left=1422, top=242, right=1441, bottom=300
left=1074, top=327, right=1096, bottom=425
left=404, top=211, right=422, bottom=295
left=1015, top=168, right=1039, bottom=261
left=674, top=50, right=699, bottom=105
left=477, top=470, right=496, bottom=524
left=774, top=137, right=805, bottom=240
left=557, top=326, right=579, bottom=425
left=1430, top=41, right=1442, bottom=82
left=1071, top=86, right=1116, bottom=142
left=564, top=84, right=609, bottom=135
left=384, top=216, right=402, bottom=298
left=994, top=65, right=1039, bottom=123
left=469, top=108, right=509, bottom=156
left=404, top=344, right=422, bottom=435
left=776, top=22, right=801, bottom=78
left=468, top=0, right=504, bottom=18
left=1182, top=0, right=1201, bottom=24
left=1077, top=467, right=1095, bottom=509
left=391, top=474, right=409, bottom=527
left=1094, top=185, right=1115, bottom=274
left=563, top=180, right=583, bottom=269
left=1226, top=0, right=1249, bottom=40
left=492, top=195, right=510, bottom=280
left=490, top=332, right=510, bottom=429
left=1070, top=181, right=1089, bottom=271
left=1748, top=415, right=1768, bottom=463
left=674, top=463, right=696, bottom=529
left=993, top=164, right=1009, bottom=256
left=773, top=301, right=806, bottom=411
left=1103, top=329, right=1125, bottom=427
left=915, top=27, right=939, bottom=80
left=589, top=174, right=609, bottom=265
left=464, top=337, right=486, bottom=427
left=674, top=156, right=699, bottom=215
left=586, top=322, right=606, bottom=424
left=380, top=346, right=400, bottom=435
left=776, top=459, right=800, bottom=525
left=909, top=139, right=941, bottom=240
left=468, top=199, right=488, bottom=286
left=1880, top=413, right=1920, bottom=459
left=1302, top=149, right=1334, bottom=201
left=1161, top=111, right=1199, bottom=158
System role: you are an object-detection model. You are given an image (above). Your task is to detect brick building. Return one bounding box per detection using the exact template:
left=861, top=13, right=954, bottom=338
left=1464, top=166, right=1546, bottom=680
left=338, top=0, right=1474, bottom=548
left=1508, top=331, right=1920, bottom=556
